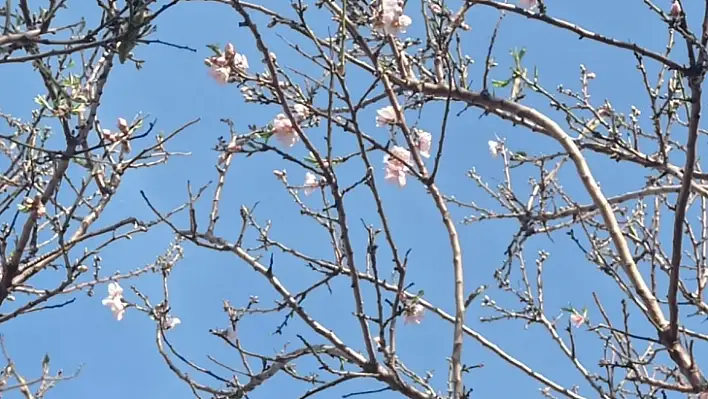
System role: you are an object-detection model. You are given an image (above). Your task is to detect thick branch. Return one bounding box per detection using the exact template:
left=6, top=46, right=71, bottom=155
left=387, top=75, right=707, bottom=390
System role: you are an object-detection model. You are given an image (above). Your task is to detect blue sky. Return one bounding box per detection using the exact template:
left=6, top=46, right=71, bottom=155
left=0, top=0, right=704, bottom=398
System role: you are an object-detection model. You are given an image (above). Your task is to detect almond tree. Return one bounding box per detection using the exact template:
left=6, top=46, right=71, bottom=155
left=3, top=1, right=708, bottom=399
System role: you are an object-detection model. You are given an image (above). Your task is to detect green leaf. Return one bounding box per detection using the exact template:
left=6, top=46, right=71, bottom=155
left=130, top=118, right=144, bottom=133
left=492, top=78, right=512, bottom=88
left=261, top=130, right=274, bottom=144
left=34, top=95, right=51, bottom=109
left=206, top=44, right=222, bottom=56
left=72, top=158, right=89, bottom=168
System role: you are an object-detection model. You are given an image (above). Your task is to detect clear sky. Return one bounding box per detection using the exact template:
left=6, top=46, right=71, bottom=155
left=0, top=1, right=703, bottom=398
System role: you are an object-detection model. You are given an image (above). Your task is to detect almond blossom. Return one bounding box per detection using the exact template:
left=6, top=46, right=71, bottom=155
left=205, top=42, right=249, bottom=85
left=519, top=0, right=538, bottom=8
left=376, top=0, right=413, bottom=35
left=293, top=103, right=310, bottom=121
left=102, top=282, right=126, bottom=321
left=102, top=128, right=119, bottom=142
left=404, top=303, right=425, bottom=325
left=415, top=129, right=432, bottom=158
left=570, top=309, right=588, bottom=328
left=209, top=67, right=231, bottom=84
left=272, top=114, right=299, bottom=147
left=670, top=1, right=682, bottom=17
left=376, top=105, right=398, bottom=127
left=488, top=140, right=503, bottom=158
left=383, top=145, right=412, bottom=187
left=303, top=172, right=320, bottom=196
left=117, top=117, right=129, bottom=134
left=102, top=118, right=133, bottom=152
left=164, top=315, right=181, bottom=330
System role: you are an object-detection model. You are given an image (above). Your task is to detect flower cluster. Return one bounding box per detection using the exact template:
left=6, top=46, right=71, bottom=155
left=102, top=282, right=126, bottom=321
left=404, top=302, right=425, bottom=325
left=102, top=117, right=133, bottom=153
left=373, top=0, right=412, bottom=36
left=376, top=105, right=398, bottom=127
left=376, top=107, right=433, bottom=187
left=205, top=43, right=249, bottom=85
left=271, top=104, right=310, bottom=148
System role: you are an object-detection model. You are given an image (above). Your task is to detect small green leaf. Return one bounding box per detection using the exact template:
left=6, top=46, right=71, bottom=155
left=206, top=44, right=222, bottom=56
left=261, top=130, right=274, bottom=144
left=131, top=118, right=144, bottom=133
left=34, top=95, right=51, bottom=109
left=72, top=158, right=89, bottom=168
left=492, top=78, right=512, bottom=88
left=42, top=354, right=50, bottom=375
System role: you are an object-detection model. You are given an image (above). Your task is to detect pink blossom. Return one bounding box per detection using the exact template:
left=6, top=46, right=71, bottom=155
left=570, top=309, right=587, bottom=328
left=117, top=118, right=129, bottom=134
left=224, top=43, right=235, bottom=59
left=102, top=129, right=119, bottom=142
left=383, top=145, right=412, bottom=187
left=415, top=129, right=432, bottom=158
left=205, top=43, right=248, bottom=84
left=303, top=172, right=319, bottom=196
left=519, top=0, right=537, bottom=7
left=377, top=0, right=412, bottom=35
left=102, top=282, right=126, bottom=321
left=404, top=303, right=425, bottom=325
left=376, top=106, right=398, bottom=127
left=209, top=66, right=231, bottom=85
left=670, top=1, right=681, bottom=17
left=272, top=114, right=299, bottom=147
left=488, top=140, right=503, bottom=158
left=208, top=55, right=228, bottom=67
left=293, top=103, right=309, bottom=121
left=232, top=53, right=249, bottom=70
